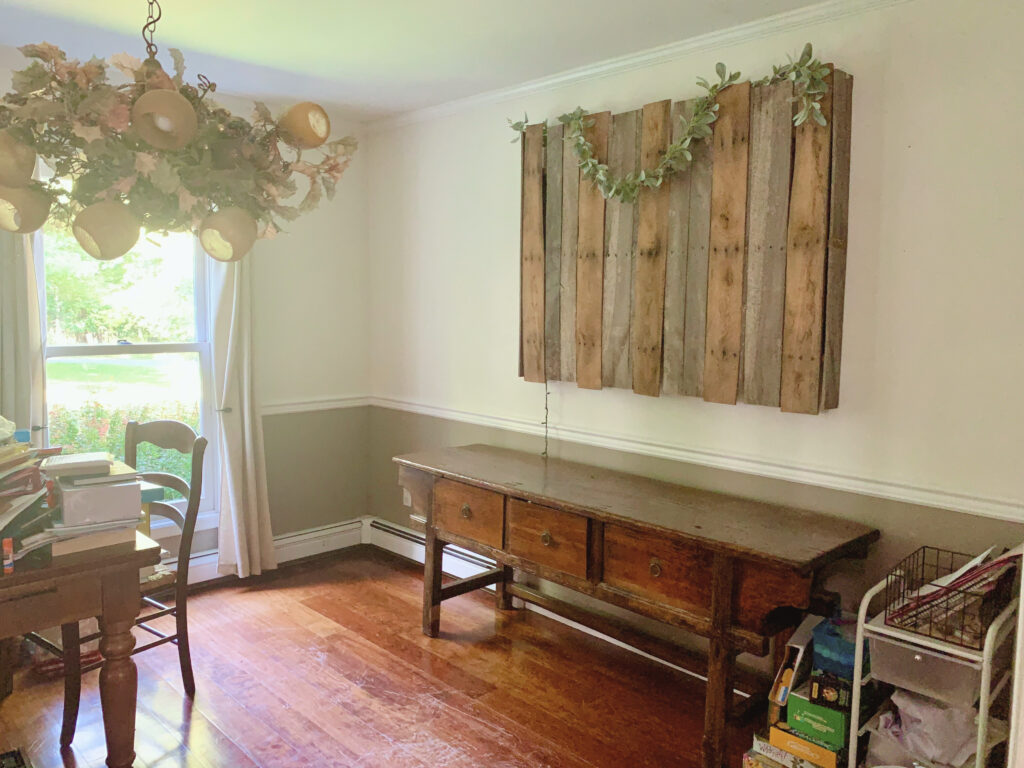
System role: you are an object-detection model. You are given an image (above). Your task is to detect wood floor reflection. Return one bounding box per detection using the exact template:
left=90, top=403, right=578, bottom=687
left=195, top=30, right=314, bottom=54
left=0, top=545, right=753, bottom=767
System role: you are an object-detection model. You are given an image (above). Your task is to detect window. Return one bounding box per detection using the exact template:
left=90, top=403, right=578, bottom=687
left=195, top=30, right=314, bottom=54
left=40, top=220, right=217, bottom=513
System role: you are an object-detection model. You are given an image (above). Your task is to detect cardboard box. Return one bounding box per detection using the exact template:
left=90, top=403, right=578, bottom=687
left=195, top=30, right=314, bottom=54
left=750, top=732, right=825, bottom=768
left=787, top=685, right=848, bottom=750
left=743, top=751, right=787, bottom=768
left=769, top=727, right=844, bottom=768
left=809, top=671, right=853, bottom=711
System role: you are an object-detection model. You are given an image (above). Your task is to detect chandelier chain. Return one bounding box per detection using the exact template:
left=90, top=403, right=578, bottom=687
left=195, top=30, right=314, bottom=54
left=142, top=0, right=162, bottom=59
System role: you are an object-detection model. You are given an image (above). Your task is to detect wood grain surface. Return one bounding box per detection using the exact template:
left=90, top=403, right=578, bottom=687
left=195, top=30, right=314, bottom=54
left=602, top=110, right=640, bottom=388
left=743, top=80, right=792, bottom=406
left=682, top=117, right=714, bottom=397
left=396, top=444, right=879, bottom=574
left=632, top=100, right=673, bottom=397
left=781, top=68, right=834, bottom=414
left=821, top=70, right=853, bottom=410
left=544, top=123, right=564, bottom=381
left=560, top=123, right=580, bottom=382
left=575, top=111, right=611, bottom=389
left=520, top=123, right=546, bottom=383
left=703, top=81, right=751, bottom=405
left=662, top=99, right=696, bottom=395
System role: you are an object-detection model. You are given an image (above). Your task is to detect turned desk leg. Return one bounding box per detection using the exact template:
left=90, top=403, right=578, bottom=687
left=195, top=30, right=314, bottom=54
left=702, top=553, right=736, bottom=768
left=98, top=570, right=141, bottom=768
left=423, top=528, right=445, bottom=637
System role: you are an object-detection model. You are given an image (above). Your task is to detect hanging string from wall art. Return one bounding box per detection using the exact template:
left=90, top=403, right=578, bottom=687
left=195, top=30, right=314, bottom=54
left=513, top=43, right=854, bottom=415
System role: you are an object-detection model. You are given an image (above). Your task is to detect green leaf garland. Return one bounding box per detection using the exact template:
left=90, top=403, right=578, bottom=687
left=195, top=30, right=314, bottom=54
left=510, top=43, right=832, bottom=203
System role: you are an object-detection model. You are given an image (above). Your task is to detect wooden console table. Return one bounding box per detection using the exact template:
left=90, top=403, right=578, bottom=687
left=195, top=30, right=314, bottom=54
left=395, top=444, right=879, bottom=768
left=0, top=533, right=161, bottom=768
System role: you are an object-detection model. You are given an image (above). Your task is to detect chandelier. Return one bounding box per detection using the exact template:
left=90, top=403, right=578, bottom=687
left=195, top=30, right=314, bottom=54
left=0, top=0, right=356, bottom=262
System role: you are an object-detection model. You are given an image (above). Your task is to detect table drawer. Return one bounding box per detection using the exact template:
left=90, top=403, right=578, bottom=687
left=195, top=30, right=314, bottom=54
left=602, top=525, right=713, bottom=616
left=433, top=479, right=504, bottom=549
left=0, top=578, right=102, bottom=638
left=507, top=499, right=588, bottom=580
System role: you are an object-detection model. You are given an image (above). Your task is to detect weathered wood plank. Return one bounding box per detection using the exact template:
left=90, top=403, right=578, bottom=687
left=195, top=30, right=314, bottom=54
left=781, top=69, right=834, bottom=414
left=520, top=123, right=546, bottom=383
left=631, top=100, right=673, bottom=397
left=703, top=82, right=751, bottom=404
left=602, top=110, right=640, bottom=388
left=544, top=123, right=564, bottom=381
left=662, top=100, right=695, bottom=395
left=575, top=111, right=611, bottom=390
left=560, top=127, right=580, bottom=382
left=742, top=80, right=793, bottom=406
left=821, top=70, right=853, bottom=410
left=682, top=113, right=713, bottom=397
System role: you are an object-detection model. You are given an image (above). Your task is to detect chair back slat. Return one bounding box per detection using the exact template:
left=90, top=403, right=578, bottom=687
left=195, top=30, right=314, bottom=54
left=125, top=420, right=198, bottom=467
left=139, top=471, right=191, bottom=500
left=148, top=501, right=186, bottom=530
left=124, top=420, right=207, bottom=590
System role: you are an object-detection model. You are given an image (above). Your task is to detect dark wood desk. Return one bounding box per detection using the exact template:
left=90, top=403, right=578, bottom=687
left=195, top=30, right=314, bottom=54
left=0, top=533, right=161, bottom=768
left=396, top=444, right=879, bottom=768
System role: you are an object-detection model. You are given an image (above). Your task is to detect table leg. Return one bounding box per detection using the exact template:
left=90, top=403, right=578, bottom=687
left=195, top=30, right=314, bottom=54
left=98, top=570, right=141, bottom=768
left=0, top=637, right=15, bottom=701
left=495, top=565, right=515, bottom=611
left=702, top=553, right=736, bottom=768
left=422, top=529, right=445, bottom=637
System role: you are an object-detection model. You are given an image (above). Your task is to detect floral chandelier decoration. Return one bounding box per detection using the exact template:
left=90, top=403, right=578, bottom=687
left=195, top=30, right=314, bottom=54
left=0, top=0, right=357, bottom=262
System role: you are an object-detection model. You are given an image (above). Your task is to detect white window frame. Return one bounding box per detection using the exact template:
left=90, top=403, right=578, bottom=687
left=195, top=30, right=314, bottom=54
left=39, top=237, right=220, bottom=538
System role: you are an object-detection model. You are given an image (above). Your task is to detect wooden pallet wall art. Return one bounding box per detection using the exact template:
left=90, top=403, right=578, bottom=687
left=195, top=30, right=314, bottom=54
left=518, top=71, right=853, bottom=414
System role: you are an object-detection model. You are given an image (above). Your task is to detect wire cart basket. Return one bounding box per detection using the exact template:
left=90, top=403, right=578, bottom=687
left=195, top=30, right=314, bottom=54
left=884, top=546, right=1017, bottom=651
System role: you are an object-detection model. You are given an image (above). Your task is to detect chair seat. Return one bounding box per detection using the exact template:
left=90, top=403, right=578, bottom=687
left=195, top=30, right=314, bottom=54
left=140, top=564, right=177, bottom=596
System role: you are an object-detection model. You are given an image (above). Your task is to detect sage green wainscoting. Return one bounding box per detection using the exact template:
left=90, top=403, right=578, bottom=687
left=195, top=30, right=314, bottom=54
left=263, top=405, right=370, bottom=536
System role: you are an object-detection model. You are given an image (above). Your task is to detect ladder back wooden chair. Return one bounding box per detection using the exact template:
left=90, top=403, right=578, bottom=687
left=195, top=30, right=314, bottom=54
left=58, top=419, right=208, bottom=747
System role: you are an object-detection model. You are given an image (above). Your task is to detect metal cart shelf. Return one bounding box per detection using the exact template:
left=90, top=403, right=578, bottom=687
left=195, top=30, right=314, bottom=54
left=849, top=578, right=1017, bottom=768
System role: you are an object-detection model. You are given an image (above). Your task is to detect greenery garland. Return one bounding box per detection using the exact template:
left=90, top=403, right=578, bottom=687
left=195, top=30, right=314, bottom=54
left=509, top=43, right=830, bottom=204
left=0, top=43, right=357, bottom=237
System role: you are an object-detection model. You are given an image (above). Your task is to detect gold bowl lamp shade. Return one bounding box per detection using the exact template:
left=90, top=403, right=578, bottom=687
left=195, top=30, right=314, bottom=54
left=0, top=184, right=51, bottom=233
left=73, top=202, right=140, bottom=260
left=131, top=89, right=198, bottom=150
left=0, top=131, right=37, bottom=188
left=199, top=207, right=258, bottom=262
left=278, top=102, right=331, bottom=149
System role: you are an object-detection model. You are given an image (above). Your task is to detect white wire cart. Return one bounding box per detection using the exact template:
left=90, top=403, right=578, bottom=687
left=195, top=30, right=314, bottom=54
left=848, top=578, right=1017, bottom=768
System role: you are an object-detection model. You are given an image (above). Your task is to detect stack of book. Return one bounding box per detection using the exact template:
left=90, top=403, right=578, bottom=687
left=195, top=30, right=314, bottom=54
left=33, top=452, right=143, bottom=557
left=745, top=615, right=889, bottom=768
left=1, top=442, right=58, bottom=572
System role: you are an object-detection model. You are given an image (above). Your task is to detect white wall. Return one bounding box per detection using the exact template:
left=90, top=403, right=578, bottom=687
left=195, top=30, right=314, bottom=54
left=366, top=0, right=1024, bottom=519
left=248, top=108, right=370, bottom=408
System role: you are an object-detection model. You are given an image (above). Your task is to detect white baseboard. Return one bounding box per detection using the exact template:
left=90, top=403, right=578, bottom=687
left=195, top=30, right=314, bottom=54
left=273, top=519, right=364, bottom=563
left=180, top=518, right=366, bottom=586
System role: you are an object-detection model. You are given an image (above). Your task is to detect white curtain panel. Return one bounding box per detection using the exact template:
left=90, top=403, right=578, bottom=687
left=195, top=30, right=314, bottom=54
left=208, top=258, right=277, bottom=577
left=0, top=232, right=45, bottom=444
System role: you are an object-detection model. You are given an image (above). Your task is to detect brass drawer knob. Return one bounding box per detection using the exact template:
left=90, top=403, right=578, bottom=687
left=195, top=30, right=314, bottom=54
left=649, top=559, right=662, bottom=578
left=540, top=531, right=553, bottom=547
left=460, top=503, right=472, bottom=519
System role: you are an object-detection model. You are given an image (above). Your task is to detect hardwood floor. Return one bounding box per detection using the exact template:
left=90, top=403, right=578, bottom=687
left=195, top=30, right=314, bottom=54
left=0, top=545, right=755, bottom=768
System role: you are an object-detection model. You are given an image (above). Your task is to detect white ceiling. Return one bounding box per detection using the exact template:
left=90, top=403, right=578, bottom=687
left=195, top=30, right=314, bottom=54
left=0, top=0, right=826, bottom=120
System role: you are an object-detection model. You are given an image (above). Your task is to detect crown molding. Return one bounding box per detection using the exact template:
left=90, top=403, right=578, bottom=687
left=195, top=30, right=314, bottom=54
left=369, top=0, right=914, bottom=133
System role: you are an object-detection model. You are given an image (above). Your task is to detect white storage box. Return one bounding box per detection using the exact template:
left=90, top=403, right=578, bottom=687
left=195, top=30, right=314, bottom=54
left=59, top=478, right=142, bottom=527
